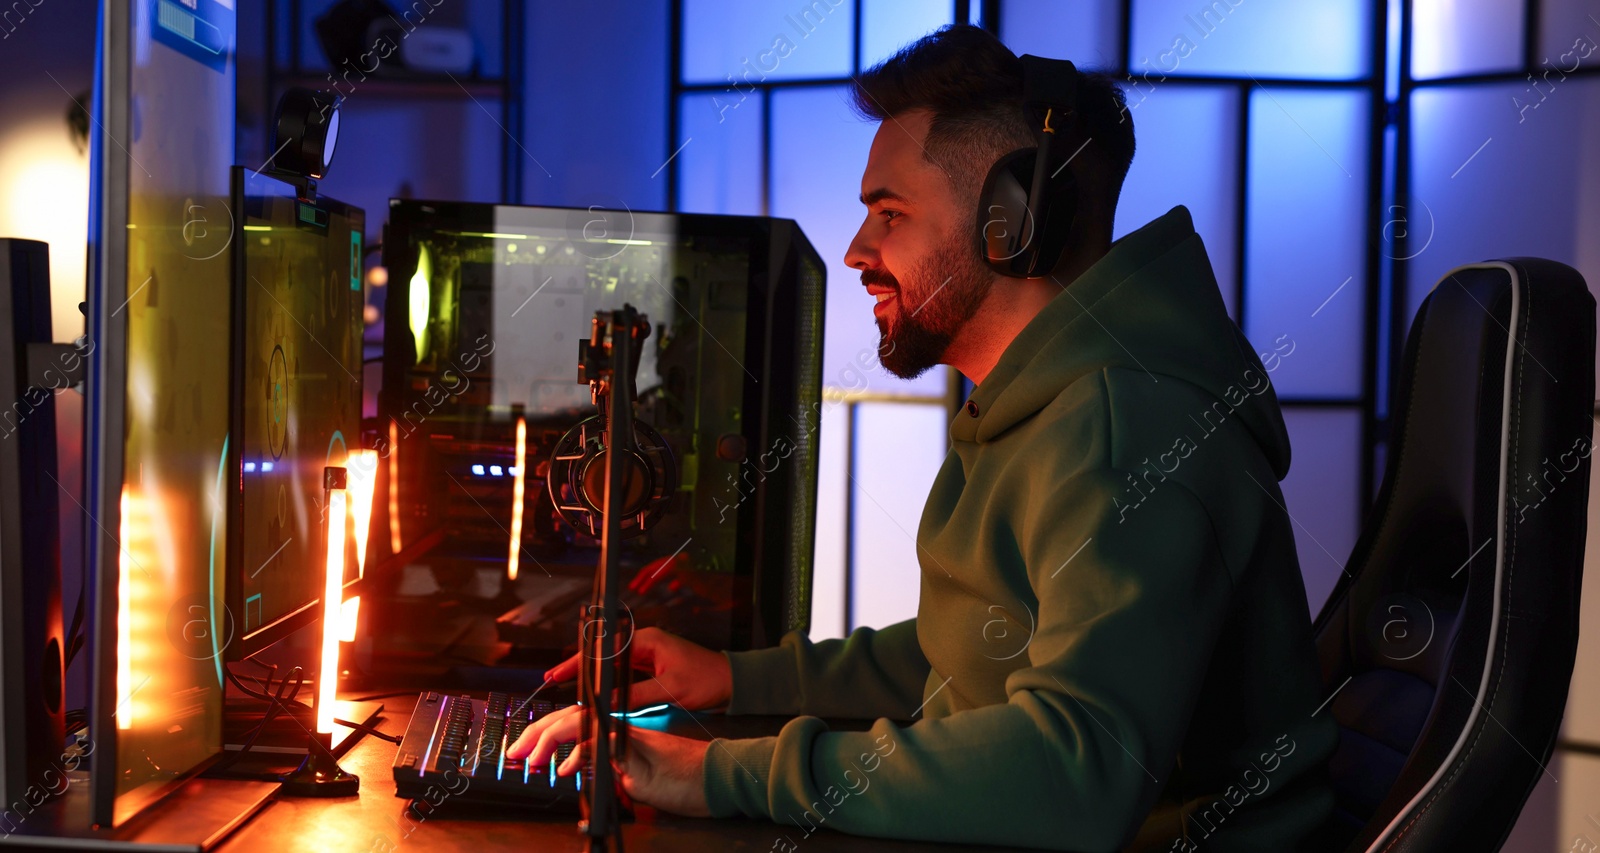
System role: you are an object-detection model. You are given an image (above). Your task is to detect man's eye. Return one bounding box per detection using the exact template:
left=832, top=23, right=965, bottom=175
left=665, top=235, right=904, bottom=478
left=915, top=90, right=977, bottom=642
left=880, top=209, right=902, bottom=223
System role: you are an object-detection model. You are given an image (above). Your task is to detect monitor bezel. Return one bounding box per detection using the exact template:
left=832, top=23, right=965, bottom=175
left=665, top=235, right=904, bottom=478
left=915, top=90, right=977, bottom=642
left=86, top=0, right=135, bottom=826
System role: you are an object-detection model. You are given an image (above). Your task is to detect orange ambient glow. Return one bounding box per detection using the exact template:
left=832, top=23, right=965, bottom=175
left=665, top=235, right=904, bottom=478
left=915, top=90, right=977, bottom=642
left=116, top=489, right=135, bottom=730
left=387, top=421, right=402, bottom=554
left=507, top=416, right=527, bottom=581
left=318, top=488, right=347, bottom=734
left=339, top=595, right=361, bottom=643
left=347, top=448, right=377, bottom=577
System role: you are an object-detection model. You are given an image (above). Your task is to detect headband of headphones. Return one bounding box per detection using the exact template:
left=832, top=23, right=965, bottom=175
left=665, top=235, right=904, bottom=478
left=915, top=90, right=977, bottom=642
left=978, top=54, right=1085, bottom=278
left=1020, top=54, right=1081, bottom=215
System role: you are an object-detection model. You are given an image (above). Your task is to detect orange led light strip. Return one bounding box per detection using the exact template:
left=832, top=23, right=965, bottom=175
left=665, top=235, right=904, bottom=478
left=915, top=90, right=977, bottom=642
left=388, top=420, right=402, bottom=554
left=507, top=416, right=527, bottom=581
left=318, top=488, right=347, bottom=734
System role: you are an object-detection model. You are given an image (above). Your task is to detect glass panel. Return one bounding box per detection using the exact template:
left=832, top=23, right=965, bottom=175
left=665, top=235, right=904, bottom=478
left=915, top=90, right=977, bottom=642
left=1129, top=0, right=1371, bottom=79
left=1279, top=408, right=1362, bottom=613
left=1411, top=0, right=1524, bottom=79
left=1407, top=80, right=1600, bottom=383
left=382, top=201, right=820, bottom=654
left=809, top=400, right=850, bottom=640
left=1114, top=84, right=1240, bottom=319
left=850, top=402, right=948, bottom=631
left=1538, top=0, right=1600, bottom=74
left=1000, top=0, right=1123, bottom=70
left=682, top=0, right=856, bottom=84
left=770, top=85, right=947, bottom=396
left=108, top=0, right=238, bottom=821
left=1244, top=87, right=1369, bottom=399
left=861, top=0, right=955, bottom=70
left=237, top=172, right=364, bottom=643
left=677, top=93, right=764, bottom=215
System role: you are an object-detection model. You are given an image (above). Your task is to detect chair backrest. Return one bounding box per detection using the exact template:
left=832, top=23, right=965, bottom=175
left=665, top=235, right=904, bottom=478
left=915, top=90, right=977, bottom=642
left=1311, top=258, right=1595, bottom=852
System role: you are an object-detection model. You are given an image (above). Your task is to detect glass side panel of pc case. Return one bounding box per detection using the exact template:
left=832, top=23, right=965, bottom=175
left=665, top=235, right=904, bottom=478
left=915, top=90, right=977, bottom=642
left=381, top=203, right=823, bottom=652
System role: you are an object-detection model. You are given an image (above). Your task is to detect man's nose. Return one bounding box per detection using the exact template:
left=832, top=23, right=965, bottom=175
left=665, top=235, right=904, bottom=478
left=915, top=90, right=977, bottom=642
left=844, top=220, right=876, bottom=271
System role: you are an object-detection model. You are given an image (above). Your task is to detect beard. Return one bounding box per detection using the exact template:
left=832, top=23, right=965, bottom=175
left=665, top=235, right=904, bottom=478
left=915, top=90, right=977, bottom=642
left=866, top=230, right=994, bottom=380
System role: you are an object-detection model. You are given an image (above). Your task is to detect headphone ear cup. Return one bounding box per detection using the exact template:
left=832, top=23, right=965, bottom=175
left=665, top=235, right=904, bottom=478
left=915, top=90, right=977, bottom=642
left=1031, top=162, right=1078, bottom=278
left=977, top=148, right=1040, bottom=276
left=976, top=145, right=1082, bottom=279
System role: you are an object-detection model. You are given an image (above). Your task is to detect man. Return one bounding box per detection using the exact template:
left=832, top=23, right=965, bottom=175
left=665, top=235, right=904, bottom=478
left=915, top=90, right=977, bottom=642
left=510, top=24, right=1336, bottom=852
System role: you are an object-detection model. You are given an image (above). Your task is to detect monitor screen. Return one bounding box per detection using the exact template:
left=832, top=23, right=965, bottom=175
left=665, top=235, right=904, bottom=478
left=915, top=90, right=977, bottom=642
left=382, top=202, right=824, bottom=653
left=85, top=0, right=237, bottom=827
left=228, top=168, right=364, bottom=657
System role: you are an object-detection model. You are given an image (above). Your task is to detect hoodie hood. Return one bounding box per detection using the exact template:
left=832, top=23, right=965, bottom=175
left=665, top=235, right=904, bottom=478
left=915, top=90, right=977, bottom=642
left=953, top=205, right=1293, bottom=480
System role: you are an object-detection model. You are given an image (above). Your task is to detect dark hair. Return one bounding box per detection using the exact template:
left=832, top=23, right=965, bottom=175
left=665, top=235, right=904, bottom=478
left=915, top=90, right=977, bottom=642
left=849, top=25, right=1136, bottom=225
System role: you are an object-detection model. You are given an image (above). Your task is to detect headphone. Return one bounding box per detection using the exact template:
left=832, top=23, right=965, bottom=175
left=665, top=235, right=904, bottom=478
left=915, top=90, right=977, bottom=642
left=547, top=414, right=677, bottom=540
left=976, top=55, right=1088, bottom=279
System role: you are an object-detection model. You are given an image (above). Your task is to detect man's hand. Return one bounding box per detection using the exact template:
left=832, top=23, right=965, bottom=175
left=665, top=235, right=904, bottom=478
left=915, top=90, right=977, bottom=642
left=539, top=626, right=733, bottom=711
left=505, top=708, right=712, bottom=817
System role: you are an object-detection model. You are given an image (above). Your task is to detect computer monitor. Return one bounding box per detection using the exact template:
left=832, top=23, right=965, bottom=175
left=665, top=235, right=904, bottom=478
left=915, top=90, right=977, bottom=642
left=225, top=167, right=365, bottom=662
left=84, top=0, right=237, bottom=828
left=380, top=202, right=823, bottom=652
left=0, top=239, right=67, bottom=809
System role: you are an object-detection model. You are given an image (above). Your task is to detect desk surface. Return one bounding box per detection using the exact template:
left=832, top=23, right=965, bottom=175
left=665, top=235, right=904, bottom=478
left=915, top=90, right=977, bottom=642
left=217, top=691, right=1023, bottom=853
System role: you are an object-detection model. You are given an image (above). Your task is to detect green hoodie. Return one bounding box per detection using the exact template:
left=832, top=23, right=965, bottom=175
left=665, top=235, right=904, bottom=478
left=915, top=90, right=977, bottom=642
left=702, top=205, right=1338, bottom=852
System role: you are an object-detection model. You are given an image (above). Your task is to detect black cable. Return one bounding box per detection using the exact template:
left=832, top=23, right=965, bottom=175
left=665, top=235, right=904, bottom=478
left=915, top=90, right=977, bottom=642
left=209, top=665, right=354, bottom=778
left=235, top=658, right=283, bottom=699
left=334, top=718, right=400, bottom=744
left=63, top=588, right=86, bottom=669
left=226, top=665, right=399, bottom=746
left=227, top=668, right=295, bottom=707
left=65, top=633, right=85, bottom=669
left=206, top=666, right=305, bottom=776
left=244, top=656, right=281, bottom=678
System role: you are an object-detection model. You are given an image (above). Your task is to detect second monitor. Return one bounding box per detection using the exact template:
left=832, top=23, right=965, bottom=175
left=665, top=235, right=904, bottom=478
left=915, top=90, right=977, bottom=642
left=226, top=167, right=366, bottom=661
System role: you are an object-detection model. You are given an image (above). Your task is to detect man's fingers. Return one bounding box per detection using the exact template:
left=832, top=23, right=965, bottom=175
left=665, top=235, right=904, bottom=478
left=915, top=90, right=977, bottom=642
left=557, top=739, right=586, bottom=776
left=527, top=712, right=584, bottom=768
left=506, top=704, right=580, bottom=761
left=543, top=653, right=583, bottom=684
left=506, top=721, right=542, bottom=760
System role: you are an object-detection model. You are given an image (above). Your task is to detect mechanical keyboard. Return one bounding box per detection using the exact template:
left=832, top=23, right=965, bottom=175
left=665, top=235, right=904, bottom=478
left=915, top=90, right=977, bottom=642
left=392, top=691, right=581, bottom=810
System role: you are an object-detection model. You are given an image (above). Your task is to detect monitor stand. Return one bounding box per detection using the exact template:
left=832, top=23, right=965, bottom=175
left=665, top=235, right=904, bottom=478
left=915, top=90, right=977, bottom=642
left=223, top=696, right=383, bottom=756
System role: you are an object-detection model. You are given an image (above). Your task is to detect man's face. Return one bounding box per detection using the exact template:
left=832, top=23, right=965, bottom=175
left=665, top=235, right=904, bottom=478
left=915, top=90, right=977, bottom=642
left=845, top=109, right=995, bottom=380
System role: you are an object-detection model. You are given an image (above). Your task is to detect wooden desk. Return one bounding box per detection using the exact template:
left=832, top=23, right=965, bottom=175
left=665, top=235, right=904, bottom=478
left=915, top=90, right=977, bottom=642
left=217, top=691, right=1024, bottom=852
